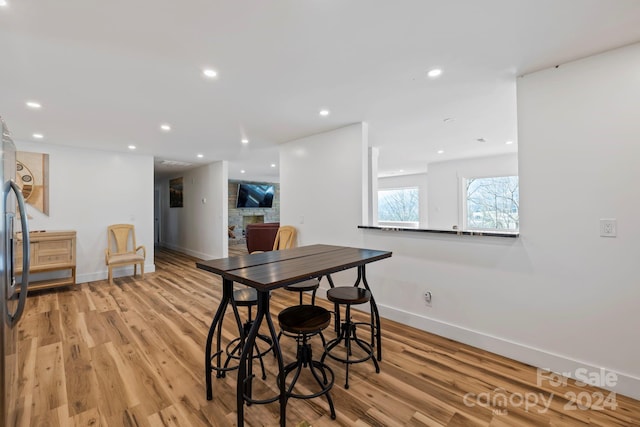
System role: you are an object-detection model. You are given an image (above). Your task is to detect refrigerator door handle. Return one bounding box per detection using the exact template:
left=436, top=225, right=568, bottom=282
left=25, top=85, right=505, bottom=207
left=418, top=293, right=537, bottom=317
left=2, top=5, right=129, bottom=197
left=5, top=180, right=29, bottom=327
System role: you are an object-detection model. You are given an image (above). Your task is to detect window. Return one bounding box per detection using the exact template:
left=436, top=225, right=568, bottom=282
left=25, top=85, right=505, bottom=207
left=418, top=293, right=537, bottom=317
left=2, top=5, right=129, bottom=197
left=466, top=176, right=519, bottom=231
left=378, top=187, right=419, bottom=225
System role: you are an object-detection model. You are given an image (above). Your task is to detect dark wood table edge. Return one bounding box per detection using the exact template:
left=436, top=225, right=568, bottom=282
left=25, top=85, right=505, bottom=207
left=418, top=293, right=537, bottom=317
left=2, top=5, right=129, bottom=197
left=219, top=250, right=392, bottom=290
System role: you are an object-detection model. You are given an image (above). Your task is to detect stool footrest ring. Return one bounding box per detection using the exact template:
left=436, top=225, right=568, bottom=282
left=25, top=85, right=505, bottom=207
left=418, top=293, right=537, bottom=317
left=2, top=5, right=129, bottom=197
left=241, top=375, right=281, bottom=405
left=209, top=350, right=240, bottom=377
left=280, top=361, right=335, bottom=400
left=225, top=334, right=273, bottom=361
left=323, top=337, right=377, bottom=365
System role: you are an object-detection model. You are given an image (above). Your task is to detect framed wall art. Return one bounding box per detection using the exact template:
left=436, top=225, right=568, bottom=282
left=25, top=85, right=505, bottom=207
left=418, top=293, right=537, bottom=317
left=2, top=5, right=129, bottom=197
left=169, top=177, right=183, bottom=208
left=17, top=151, right=50, bottom=215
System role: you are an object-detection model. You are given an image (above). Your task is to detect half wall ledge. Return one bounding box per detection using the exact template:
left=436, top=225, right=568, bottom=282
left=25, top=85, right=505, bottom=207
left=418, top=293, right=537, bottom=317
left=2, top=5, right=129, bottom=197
left=358, top=225, right=519, bottom=238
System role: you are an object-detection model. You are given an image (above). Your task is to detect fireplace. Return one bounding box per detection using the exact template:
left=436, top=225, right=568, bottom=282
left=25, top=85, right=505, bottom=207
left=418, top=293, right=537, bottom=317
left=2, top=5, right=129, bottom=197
left=228, top=181, right=280, bottom=247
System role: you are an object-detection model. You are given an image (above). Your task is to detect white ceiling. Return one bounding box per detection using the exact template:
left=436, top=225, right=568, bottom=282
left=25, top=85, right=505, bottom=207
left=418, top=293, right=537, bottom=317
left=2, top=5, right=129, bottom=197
left=1, top=0, right=639, bottom=181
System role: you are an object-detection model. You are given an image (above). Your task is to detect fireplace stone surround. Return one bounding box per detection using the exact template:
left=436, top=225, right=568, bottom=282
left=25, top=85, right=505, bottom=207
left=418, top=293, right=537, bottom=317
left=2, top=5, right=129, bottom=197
left=228, top=180, right=279, bottom=245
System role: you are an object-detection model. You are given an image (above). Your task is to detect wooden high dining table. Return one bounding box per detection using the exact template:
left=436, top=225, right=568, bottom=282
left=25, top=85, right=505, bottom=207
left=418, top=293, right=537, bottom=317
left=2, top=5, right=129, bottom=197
left=196, top=244, right=392, bottom=426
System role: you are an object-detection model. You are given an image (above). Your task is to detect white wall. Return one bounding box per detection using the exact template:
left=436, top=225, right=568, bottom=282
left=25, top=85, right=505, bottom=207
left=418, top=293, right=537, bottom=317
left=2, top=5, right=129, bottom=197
left=378, top=172, right=428, bottom=226
left=514, top=42, right=640, bottom=396
left=157, top=161, right=228, bottom=259
left=279, top=43, right=640, bottom=399
left=280, top=123, right=368, bottom=248
left=427, top=153, right=518, bottom=230
left=14, top=141, right=155, bottom=282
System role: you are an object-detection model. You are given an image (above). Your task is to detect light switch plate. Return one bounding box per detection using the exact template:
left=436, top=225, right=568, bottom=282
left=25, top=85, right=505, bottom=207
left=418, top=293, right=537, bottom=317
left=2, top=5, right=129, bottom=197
left=600, top=219, right=617, bottom=237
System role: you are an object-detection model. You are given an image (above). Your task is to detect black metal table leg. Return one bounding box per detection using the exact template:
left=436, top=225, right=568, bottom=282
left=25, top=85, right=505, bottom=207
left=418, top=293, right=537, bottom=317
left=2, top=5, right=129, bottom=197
left=262, top=294, right=286, bottom=427
left=326, top=275, right=340, bottom=334
left=237, top=290, right=285, bottom=426
left=360, top=265, right=382, bottom=361
left=205, top=278, right=232, bottom=400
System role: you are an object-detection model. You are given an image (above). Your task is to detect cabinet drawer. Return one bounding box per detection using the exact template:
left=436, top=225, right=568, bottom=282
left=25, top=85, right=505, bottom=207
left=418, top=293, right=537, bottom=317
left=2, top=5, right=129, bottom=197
left=35, top=253, right=72, bottom=265
left=35, top=241, right=73, bottom=265
left=12, top=230, right=77, bottom=291
left=14, top=231, right=77, bottom=272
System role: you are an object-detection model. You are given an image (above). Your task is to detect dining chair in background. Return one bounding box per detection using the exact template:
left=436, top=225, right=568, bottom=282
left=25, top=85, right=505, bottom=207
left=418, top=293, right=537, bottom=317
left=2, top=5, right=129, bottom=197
left=105, top=224, right=146, bottom=285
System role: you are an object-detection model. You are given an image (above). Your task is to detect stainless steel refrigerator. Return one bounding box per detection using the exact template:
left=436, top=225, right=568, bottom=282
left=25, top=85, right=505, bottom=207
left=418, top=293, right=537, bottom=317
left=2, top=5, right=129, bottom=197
left=1, top=117, right=31, bottom=426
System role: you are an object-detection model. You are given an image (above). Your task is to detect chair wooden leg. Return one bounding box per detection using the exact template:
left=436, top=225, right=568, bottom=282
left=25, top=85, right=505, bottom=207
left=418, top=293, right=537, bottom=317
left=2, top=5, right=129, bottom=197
left=108, top=266, right=113, bottom=284
left=140, top=262, right=144, bottom=279
left=134, top=264, right=138, bottom=276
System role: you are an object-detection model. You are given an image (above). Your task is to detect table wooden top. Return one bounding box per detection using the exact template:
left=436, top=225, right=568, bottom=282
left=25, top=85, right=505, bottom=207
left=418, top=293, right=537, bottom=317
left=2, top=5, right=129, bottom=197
left=196, top=244, right=392, bottom=291
left=197, top=244, right=338, bottom=272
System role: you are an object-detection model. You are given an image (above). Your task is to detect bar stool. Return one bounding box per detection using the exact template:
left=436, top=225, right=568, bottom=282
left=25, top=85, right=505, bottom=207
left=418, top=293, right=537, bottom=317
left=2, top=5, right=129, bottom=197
left=278, top=305, right=336, bottom=420
left=277, top=279, right=321, bottom=345
left=218, top=288, right=273, bottom=381
left=321, top=287, right=380, bottom=389
left=282, top=278, right=320, bottom=305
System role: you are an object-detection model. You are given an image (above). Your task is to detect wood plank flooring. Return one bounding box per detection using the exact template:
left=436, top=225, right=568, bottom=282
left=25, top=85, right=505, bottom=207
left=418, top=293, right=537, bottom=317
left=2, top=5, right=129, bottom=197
left=9, top=246, right=640, bottom=426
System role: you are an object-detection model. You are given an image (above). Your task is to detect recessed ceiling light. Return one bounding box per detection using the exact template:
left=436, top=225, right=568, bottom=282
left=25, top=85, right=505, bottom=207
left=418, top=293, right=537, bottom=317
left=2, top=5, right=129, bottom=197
left=32, top=133, right=43, bottom=139
left=202, top=68, right=218, bottom=78
left=0, top=1, right=8, bottom=8
left=437, top=150, right=444, bottom=154
left=505, top=140, right=514, bottom=145
left=197, top=154, right=204, bottom=158
left=241, top=138, right=249, bottom=144
left=319, top=109, right=330, bottom=117
left=26, top=101, right=41, bottom=109
left=270, top=163, right=276, bottom=168
left=240, top=169, right=246, bottom=174
left=128, top=145, right=136, bottom=150
left=160, top=124, right=171, bottom=132
left=427, top=68, right=442, bottom=78
left=399, top=169, right=404, bottom=173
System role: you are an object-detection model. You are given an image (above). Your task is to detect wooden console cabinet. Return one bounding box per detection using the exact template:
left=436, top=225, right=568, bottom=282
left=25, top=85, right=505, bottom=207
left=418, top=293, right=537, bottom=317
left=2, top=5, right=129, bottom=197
left=15, top=230, right=77, bottom=292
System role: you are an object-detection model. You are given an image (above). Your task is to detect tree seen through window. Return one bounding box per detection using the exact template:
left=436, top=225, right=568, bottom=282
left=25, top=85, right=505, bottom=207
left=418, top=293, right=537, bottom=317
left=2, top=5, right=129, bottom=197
left=466, top=176, right=519, bottom=230
left=378, top=188, right=419, bottom=222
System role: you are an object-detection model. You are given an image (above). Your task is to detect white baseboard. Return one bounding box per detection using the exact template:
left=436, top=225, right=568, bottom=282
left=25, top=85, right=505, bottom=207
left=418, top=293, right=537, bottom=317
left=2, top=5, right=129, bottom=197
left=159, top=242, right=217, bottom=261
left=317, top=287, right=640, bottom=400
left=76, top=263, right=156, bottom=284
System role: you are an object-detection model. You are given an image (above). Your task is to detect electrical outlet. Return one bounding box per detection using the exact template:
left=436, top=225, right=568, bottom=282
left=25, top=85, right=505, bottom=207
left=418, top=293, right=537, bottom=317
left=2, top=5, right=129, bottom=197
left=600, top=219, right=617, bottom=237
left=424, top=291, right=432, bottom=307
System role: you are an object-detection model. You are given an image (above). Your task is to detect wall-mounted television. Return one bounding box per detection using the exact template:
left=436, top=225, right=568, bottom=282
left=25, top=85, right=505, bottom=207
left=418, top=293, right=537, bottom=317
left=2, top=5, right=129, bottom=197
left=236, top=183, right=274, bottom=208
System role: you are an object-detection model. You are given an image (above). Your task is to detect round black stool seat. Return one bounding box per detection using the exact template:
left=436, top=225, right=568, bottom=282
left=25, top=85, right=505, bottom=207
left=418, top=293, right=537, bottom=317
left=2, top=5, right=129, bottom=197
left=326, top=286, right=370, bottom=305
left=322, top=286, right=379, bottom=389
left=233, top=288, right=258, bottom=306
left=278, top=304, right=331, bottom=334
left=285, top=279, right=320, bottom=292
left=283, top=278, right=320, bottom=305
left=277, top=304, right=336, bottom=419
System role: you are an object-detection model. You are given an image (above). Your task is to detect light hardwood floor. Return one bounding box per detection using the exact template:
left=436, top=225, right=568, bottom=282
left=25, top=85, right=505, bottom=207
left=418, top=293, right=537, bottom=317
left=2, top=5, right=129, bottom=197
left=10, top=246, right=640, bottom=426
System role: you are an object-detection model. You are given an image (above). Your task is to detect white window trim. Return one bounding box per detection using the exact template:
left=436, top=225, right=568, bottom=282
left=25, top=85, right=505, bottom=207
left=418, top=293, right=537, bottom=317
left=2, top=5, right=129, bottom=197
left=462, top=175, right=519, bottom=232
left=377, top=186, right=420, bottom=224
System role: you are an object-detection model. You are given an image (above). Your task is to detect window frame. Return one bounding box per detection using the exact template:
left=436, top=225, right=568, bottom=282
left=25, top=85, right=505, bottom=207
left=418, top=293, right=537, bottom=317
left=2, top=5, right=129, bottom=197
left=462, top=175, right=519, bottom=232
left=377, top=186, right=420, bottom=228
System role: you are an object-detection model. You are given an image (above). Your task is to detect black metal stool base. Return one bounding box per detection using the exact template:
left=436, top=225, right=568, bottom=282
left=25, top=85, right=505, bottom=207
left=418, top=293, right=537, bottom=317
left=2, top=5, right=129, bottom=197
left=322, top=322, right=379, bottom=388
left=279, top=338, right=336, bottom=419
left=321, top=296, right=380, bottom=389
left=218, top=320, right=274, bottom=380
left=241, top=376, right=281, bottom=406
left=210, top=287, right=275, bottom=382
left=277, top=304, right=336, bottom=420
